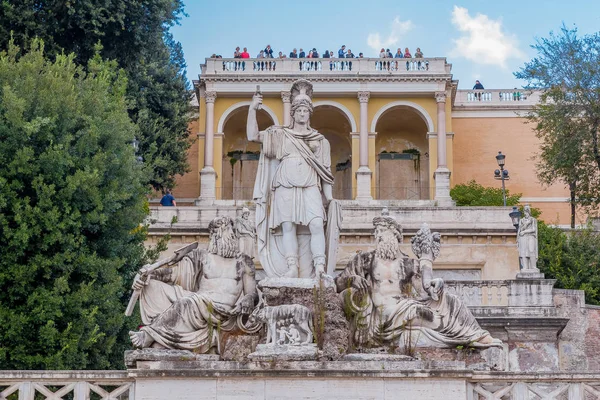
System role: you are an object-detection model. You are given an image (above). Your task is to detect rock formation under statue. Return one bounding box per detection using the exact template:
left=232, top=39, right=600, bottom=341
left=335, top=212, right=502, bottom=350
left=128, top=216, right=258, bottom=353
left=247, top=79, right=342, bottom=279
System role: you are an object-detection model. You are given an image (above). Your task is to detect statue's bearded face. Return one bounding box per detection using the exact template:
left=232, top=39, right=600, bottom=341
left=293, top=105, right=310, bottom=126
left=375, top=224, right=400, bottom=260
left=208, top=217, right=239, bottom=258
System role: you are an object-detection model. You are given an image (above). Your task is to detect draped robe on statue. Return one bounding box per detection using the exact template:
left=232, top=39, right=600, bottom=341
left=337, top=251, right=496, bottom=348
left=253, top=127, right=336, bottom=277
left=138, top=249, right=252, bottom=351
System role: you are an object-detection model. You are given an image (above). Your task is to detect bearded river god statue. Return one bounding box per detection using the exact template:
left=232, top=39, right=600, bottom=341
left=335, top=213, right=502, bottom=350
left=247, top=79, right=342, bottom=279
left=127, top=216, right=258, bottom=352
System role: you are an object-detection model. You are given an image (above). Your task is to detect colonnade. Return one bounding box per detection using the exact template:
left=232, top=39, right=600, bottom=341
left=198, top=90, right=451, bottom=204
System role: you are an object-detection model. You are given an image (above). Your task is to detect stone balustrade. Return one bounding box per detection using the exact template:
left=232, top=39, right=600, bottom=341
left=445, top=280, right=510, bottom=306
left=446, top=279, right=555, bottom=307
left=2, top=369, right=600, bottom=399
left=203, top=57, right=450, bottom=75
left=0, top=371, right=132, bottom=399
left=454, top=89, right=541, bottom=106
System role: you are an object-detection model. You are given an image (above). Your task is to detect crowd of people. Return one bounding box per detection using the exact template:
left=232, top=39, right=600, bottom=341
left=212, top=44, right=427, bottom=60
left=212, top=45, right=429, bottom=72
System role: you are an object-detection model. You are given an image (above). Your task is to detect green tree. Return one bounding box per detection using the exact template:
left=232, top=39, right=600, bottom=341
left=538, top=223, right=600, bottom=305
left=0, top=0, right=192, bottom=191
left=515, top=25, right=600, bottom=226
left=450, top=180, right=521, bottom=206
left=0, top=41, right=148, bottom=369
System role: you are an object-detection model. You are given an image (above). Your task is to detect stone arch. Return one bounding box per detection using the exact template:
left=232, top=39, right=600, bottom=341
left=312, top=101, right=358, bottom=133
left=370, top=101, right=434, bottom=133
left=217, top=101, right=280, bottom=133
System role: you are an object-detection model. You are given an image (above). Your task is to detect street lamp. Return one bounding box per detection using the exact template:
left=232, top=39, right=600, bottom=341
left=494, top=151, right=510, bottom=206
left=509, top=206, right=521, bottom=230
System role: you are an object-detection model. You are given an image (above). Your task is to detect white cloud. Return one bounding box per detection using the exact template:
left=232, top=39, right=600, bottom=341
left=367, top=17, right=414, bottom=53
left=450, top=6, right=525, bottom=68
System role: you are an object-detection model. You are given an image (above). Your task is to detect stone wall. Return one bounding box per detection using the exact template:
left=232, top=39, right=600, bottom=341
left=147, top=204, right=520, bottom=280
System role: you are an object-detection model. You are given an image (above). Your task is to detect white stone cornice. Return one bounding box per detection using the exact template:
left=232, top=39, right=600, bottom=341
left=435, top=91, right=447, bottom=103
left=214, top=132, right=224, bottom=138
left=205, top=90, right=217, bottom=103
left=357, top=91, right=370, bottom=103
left=281, top=91, right=291, bottom=103
left=351, top=132, right=377, bottom=139
left=427, top=131, right=454, bottom=140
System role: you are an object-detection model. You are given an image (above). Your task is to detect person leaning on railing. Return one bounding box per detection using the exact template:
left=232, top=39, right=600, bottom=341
left=473, top=80, right=484, bottom=101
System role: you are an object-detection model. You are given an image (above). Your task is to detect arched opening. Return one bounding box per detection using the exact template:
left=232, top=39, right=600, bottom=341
left=311, top=105, right=353, bottom=199
left=221, top=106, right=274, bottom=199
left=374, top=106, right=430, bottom=200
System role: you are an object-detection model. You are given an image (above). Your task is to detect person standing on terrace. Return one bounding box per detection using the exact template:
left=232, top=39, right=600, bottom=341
left=289, top=48, right=298, bottom=58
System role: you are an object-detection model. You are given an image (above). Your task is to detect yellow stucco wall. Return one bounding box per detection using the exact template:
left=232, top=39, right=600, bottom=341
left=452, top=116, right=572, bottom=224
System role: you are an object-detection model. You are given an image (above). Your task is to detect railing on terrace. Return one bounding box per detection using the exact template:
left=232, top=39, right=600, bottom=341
left=455, top=89, right=541, bottom=106
left=375, top=186, right=432, bottom=201
left=446, top=280, right=509, bottom=306
left=0, top=372, right=132, bottom=399
left=202, top=57, right=450, bottom=75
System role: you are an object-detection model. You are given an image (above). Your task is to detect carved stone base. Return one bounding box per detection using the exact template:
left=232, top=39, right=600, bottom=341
left=196, top=167, right=216, bottom=203
left=355, top=166, right=373, bottom=202
left=516, top=269, right=545, bottom=279
left=434, top=168, right=454, bottom=207
left=248, top=344, right=318, bottom=361
left=258, top=277, right=349, bottom=360
left=124, top=349, right=219, bottom=368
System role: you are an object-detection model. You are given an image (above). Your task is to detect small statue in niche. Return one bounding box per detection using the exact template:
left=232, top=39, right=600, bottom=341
left=335, top=212, right=502, bottom=350
left=235, top=207, right=256, bottom=259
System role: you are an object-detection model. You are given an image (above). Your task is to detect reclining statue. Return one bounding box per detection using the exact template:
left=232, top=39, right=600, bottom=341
left=335, top=212, right=502, bottom=350
left=128, top=216, right=257, bottom=353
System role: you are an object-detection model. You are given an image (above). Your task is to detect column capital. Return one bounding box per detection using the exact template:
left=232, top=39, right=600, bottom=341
left=358, top=91, right=371, bottom=103
left=435, top=92, right=447, bottom=103
left=205, top=90, right=217, bottom=104
left=281, top=91, right=292, bottom=103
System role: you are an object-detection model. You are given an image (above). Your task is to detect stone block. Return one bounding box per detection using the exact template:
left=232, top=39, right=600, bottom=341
left=248, top=344, right=319, bottom=361
left=258, top=278, right=350, bottom=360
left=124, top=349, right=218, bottom=369
left=508, top=342, right=559, bottom=372
left=221, top=334, right=260, bottom=362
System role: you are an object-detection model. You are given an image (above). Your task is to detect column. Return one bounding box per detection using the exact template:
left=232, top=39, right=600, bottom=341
left=434, top=91, right=453, bottom=206
left=281, top=91, right=291, bottom=126
left=356, top=91, right=372, bottom=202
left=199, top=90, right=217, bottom=201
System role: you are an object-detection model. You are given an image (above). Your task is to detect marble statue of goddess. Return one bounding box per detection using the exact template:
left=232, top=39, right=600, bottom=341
left=517, top=205, right=538, bottom=270
left=247, top=80, right=339, bottom=278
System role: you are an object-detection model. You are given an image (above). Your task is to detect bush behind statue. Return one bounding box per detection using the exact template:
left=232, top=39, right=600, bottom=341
left=450, top=180, right=521, bottom=206
left=0, top=41, right=148, bottom=369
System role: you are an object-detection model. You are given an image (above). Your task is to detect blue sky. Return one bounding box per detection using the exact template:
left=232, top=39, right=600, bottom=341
left=172, top=0, right=600, bottom=89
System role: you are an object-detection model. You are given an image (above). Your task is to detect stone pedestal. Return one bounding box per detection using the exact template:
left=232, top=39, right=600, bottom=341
left=258, top=278, right=350, bottom=360
left=249, top=344, right=318, bottom=361
left=516, top=269, right=545, bottom=279
left=197, top=167, right=216, bottom=203
left=355, top=166, right=373, bottom=202
left=434, top=168, right=454, bottom=206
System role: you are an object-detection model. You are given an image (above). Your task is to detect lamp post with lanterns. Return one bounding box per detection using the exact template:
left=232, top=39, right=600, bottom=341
left=494, top=151, right=510, bottom=206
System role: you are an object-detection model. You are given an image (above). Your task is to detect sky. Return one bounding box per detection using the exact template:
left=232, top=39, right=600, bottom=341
left=171, top=0, right=600, bottom=89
